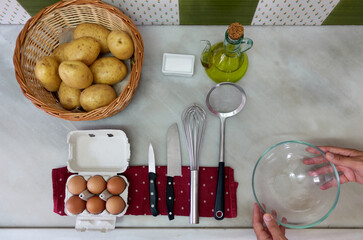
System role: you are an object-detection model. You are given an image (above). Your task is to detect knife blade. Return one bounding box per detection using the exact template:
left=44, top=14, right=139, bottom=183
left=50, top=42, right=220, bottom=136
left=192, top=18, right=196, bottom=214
left=166, top=123, right=182, bottom=220
left=148, top=143, right=159, bottom=216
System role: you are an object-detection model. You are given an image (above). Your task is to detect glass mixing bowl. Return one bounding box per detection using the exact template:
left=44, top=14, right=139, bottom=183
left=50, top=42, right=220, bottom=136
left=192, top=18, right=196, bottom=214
left=252, top=140, right=340, bottom=229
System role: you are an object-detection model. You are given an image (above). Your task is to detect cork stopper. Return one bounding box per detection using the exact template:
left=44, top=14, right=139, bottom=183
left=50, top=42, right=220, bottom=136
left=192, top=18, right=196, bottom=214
left=227, top=23, right=244, bottom=40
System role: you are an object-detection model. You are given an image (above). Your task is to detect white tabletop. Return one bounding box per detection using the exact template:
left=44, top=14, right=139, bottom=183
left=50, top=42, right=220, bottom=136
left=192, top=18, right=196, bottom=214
left=1, top=24, right=363, bottom=236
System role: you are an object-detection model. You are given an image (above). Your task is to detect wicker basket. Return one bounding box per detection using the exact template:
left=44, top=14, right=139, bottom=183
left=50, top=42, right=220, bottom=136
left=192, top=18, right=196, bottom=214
left=13, top=0, right=143, bottom=121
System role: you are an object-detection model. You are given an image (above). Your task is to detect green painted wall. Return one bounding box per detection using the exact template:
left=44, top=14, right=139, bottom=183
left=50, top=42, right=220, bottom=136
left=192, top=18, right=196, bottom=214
left=17, top=0, right=363, bottom=25
left=323, top=0, right=363, bottom=25
left=18, top=0, right=59, bottom=17
left=179, top=0, right=259, bottom=25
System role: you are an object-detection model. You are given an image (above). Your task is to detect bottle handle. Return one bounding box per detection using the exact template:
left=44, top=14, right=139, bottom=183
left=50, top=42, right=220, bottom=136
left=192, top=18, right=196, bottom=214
left=200, top=40, right=212, bottom=68
left=241, top=38, right=253, bottom=53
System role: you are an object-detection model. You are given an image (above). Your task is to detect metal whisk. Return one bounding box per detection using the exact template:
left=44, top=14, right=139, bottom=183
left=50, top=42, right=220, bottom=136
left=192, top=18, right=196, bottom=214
left=182, top=103, right=207, bottom=224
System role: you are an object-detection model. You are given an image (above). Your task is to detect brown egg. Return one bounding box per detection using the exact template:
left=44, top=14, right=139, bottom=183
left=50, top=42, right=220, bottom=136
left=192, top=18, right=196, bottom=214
left=87, top=175, right=106, bottom=194
left=106, top=196, right=126, bottom=215
left=107, top=176, right=127, bottom=195
left=66, top=196, right=86, bottom=214
left=67, top=175, right=87, bottom=195
left=86, top=196, right=105, bottom=214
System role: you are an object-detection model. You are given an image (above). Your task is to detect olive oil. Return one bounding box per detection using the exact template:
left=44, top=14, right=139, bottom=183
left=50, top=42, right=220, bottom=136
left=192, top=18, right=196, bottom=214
left=200, top=23, right=253, bottom=83
left=203, top=42, right=249, bottom=83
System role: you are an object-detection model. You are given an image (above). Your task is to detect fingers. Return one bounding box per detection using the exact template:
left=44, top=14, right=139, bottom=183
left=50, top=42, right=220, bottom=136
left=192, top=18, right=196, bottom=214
left=253, top=203, right=263, bottom=226
left=280, top=217, right=287, bottom=235
left=308, top=163, right=342, bottom=189
left=253, top=203, right=288, bottom=239
left=319, top=178, right=338, bottom=190
left=320, top=175, right=350, bottom=190
left=303, top=155, right=328, bottom=165
left=304, top=147, right=328, bottom=165
left=261, top=203, right=266, bottom=211
left=318, top=146, right=362, bottom=157
left=304, top=145, right=362, bottom=167
left=325, top=152, right=363, bottom=170
left=305, top=146, right=322, bottom=155
left=308, top=165, right=335, bottom=176
left=263, top=213, right=287, bottom=240
left=271, top=209, right=277, bottom=219
left=253, top=203, right=266, bottom=238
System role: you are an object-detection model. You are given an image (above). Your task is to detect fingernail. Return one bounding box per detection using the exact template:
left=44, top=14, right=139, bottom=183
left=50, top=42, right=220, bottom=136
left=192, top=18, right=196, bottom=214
left=263, top=213, right=272, bottom=222
left=326, top=152, right=334, bottom=160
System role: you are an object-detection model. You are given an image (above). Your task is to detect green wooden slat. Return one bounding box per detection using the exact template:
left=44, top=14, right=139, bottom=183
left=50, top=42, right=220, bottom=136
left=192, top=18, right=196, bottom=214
left=323, top=0, right=363, bottom=25
left=18, top=0, right=59, bottom=17
left=179, top=0, right=259, bottom=25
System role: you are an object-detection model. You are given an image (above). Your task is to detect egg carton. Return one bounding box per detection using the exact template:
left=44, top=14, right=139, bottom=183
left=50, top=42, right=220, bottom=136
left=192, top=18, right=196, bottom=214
left=64, top=130, right=130, bottom=232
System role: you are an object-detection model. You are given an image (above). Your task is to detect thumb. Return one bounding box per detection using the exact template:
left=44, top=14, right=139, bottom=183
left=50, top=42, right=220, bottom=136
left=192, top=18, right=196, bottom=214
left=263, top=213, right=286, bottom=239
left=326, top=152, right=359, bottom=169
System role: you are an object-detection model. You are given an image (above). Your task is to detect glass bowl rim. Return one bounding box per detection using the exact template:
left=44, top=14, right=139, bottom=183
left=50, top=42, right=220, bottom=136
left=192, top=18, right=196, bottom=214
left=252, top=140, right=341, bottom=229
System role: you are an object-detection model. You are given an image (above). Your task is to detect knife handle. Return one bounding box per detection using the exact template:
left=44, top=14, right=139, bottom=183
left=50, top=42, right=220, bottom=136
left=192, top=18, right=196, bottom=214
left=149, top=172, right=159, bottom=217
left=214, top=162, right=225, bottom=220
left=166, top=176, right=175, bottom=220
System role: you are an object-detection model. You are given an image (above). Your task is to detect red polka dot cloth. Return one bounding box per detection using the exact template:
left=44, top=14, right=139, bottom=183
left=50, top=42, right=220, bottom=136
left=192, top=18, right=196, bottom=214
left=52, top=166, right=238, bottom=218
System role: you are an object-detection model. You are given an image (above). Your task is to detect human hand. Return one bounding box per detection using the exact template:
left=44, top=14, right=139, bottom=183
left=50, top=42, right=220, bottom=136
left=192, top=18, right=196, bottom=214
left=252, top=203, right=288, bottom=240
left=304, top=146, right=363, bottom=189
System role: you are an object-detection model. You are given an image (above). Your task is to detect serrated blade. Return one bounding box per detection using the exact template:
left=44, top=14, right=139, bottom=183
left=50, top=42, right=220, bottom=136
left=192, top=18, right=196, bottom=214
left=167, top=123, right=182, bottom=177
left=148, top=143, right=156, bottom=173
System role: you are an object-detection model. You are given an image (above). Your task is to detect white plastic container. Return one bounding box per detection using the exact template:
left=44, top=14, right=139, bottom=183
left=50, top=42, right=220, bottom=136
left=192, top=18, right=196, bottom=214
left=162, top=53, right=195, bottom=77
left=64, top=130, right=131, bottom=232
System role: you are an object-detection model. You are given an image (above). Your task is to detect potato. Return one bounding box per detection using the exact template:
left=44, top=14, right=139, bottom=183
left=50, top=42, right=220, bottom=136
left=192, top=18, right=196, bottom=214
left=51, top=43, right=69, bottom=63
left=107, top=30, right=134, bottom=60
left=58, top=82, right=81, bottom=110
left=64, top=37, right=101, bottom=65
left=73, top=23, right=110, bottom=54
left=90, top=57, right=127, bottom=85
left=34, top=56, right=61, bottom=92
left=80, top=84, right=117, bottom=112
left=59, top=61, right=93, bottom=89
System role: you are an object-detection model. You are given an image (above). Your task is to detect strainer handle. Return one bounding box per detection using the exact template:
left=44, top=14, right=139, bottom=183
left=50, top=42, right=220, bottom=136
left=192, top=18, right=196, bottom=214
left=214, top=162, right=225, bottom=220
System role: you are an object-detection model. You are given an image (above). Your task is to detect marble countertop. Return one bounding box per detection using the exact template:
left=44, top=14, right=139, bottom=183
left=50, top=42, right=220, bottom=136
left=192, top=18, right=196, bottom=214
left=1, top=24, right=363, bottom=237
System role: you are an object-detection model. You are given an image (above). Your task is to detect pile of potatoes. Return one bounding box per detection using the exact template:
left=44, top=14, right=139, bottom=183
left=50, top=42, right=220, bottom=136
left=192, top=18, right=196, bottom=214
left=34, top=23, right=134, bottom=112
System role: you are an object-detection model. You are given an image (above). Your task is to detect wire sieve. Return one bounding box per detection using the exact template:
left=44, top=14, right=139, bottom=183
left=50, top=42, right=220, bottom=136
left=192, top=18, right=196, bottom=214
left=206, top=82, right=247, bottom=220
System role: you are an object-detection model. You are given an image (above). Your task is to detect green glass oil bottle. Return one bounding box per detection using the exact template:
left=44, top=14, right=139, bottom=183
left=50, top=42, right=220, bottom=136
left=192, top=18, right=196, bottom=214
left=201, top=23, right=253, bottom=83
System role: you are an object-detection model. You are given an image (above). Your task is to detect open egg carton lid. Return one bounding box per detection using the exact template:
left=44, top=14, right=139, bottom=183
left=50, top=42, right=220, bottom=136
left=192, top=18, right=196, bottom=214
left=66, top=129, right=130, bottom=232
left=67, top=130, right=130, bottom=176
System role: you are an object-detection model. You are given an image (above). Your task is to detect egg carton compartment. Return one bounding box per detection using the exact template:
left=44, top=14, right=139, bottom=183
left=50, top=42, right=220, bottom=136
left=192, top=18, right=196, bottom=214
left=65, top=174, right=129, bottom=217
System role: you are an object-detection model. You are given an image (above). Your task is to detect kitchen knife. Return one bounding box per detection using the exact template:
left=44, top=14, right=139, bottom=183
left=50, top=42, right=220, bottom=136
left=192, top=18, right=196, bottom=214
left=148, top=143, right=159, bottom=216
left=166, top=123, right=182, bottom=220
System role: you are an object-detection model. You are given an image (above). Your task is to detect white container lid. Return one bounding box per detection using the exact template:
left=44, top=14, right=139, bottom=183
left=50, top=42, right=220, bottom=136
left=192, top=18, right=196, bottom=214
left=162, top=53, right=195, bottom=77
left=67, top=130, right=130, bottom=176
left=75, top=216, right=116, bottom=232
